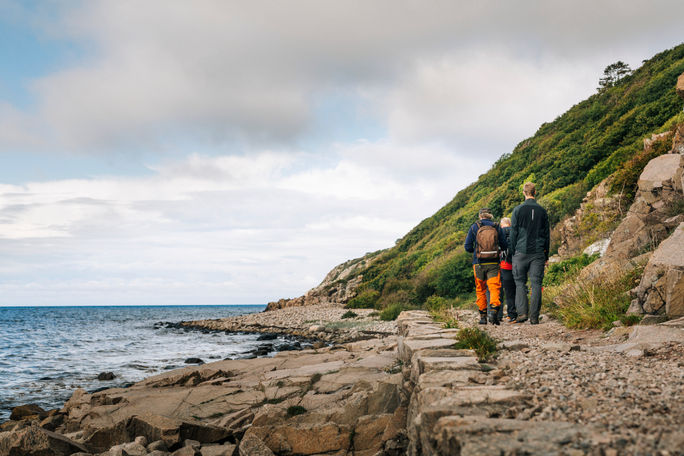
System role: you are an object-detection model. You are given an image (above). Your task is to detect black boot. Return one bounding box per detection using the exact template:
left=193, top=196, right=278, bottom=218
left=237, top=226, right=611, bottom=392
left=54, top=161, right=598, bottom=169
left=479, top=310, right=487, bottom=325
left=489, top=307, right=501, bottom=325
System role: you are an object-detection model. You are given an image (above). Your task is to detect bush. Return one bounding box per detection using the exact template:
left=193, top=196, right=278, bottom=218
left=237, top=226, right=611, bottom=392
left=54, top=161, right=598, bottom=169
left=341, top=310, right=358, bottom=319
left=620, top=314, right=642, bottom=326
left=547, top=266, right=644, bottom=330
left=543, top=253, right=599, bottom=287
left=453, top=327, right=497, bottom=361
left=432, top=251, right=474, bottom=298
left=346, top=289, right=380, bottom=309
left=380, top=303, right=403, bottom=321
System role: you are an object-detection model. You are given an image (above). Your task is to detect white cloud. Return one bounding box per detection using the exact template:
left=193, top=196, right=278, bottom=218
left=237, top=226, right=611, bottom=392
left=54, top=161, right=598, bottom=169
left=2, top=0, right=682, bottom=151
left=0, top=144, right=488, bottom=305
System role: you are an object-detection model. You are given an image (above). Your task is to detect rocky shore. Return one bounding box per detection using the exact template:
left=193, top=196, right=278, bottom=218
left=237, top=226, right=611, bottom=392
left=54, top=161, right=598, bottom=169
left=2, top=304, right=683, bottom=455
left=181, top=305, right=397, bottom=344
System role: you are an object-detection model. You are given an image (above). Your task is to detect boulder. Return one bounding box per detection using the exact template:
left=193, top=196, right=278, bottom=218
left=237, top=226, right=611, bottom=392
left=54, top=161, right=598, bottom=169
left=184, top=358, right=205, bottom=365
left=172, top=446, right=200, bottom=456
left=97, top=372, right=116, bottom=381
left=583, top=238, right=610, bottom=257
left=200, top=443, right=237, bottom=456
left=0, top=424, right=90, bottom=456
left=10, top=404, right=47, bottom=420
left=238, top=433, right=274, bottom=456
left=630, top=223, right=684, bottom=317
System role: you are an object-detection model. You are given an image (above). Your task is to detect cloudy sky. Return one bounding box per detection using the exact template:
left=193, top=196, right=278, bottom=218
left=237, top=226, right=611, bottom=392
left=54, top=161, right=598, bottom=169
left=1, top=1, right=682, bottom=306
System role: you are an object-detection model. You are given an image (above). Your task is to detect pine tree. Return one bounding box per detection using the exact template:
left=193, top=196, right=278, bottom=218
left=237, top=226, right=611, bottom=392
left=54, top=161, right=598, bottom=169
left=598, top=61, right=633, bottom=91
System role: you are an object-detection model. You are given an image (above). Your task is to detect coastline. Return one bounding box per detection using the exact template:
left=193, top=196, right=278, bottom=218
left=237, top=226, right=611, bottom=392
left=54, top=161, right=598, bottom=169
left=0, top=305, right=403, bottom=456
left=2, top=306, right=682, bottom=455
left=181, top=305, right=397, bottom=344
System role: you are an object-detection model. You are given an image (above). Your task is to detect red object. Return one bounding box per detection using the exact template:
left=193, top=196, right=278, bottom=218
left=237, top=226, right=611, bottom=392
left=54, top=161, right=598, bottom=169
left=500, top=260, right=513, bottom=271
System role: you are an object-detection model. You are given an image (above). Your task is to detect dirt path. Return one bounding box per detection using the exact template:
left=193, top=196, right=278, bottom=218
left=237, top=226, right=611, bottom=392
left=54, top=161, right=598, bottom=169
left=471, top=312, right=684, bottom=454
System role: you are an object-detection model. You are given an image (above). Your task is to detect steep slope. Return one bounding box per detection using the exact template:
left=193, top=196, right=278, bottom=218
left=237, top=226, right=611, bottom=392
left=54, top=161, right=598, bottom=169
left=272, top=43, right=684, bottom=312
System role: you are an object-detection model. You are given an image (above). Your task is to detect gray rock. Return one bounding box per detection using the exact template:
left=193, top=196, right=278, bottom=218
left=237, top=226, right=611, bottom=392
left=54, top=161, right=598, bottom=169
left=148, top=440, right=168, bottom=452
left=97, top=372, right=116, bottom=381
left=172, top=445, right=200, bottom=456
left=200, top=444, right=237, bottom=456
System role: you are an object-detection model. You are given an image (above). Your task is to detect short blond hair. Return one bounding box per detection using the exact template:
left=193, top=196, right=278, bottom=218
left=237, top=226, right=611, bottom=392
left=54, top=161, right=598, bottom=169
left=500, top=217, right=511, bottom=227
left=523, top=182, right=536, bottom=197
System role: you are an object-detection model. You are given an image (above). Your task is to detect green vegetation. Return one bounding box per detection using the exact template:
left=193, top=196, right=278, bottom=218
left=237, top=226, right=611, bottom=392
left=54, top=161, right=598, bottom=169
left=453, top=327, right=498, bottom=361
left=379, top=303, right=404, bottom=321
left=341, top=310, right=358, bottom=319
left=343, top=44, right=684, bottom=315
left=543, top=253, right=599, bottom=287
left=620, top=315, right=643, bottom=326
left=286, top=405, right=307, bottom=417
left=543, top=265, right=644, bottom=330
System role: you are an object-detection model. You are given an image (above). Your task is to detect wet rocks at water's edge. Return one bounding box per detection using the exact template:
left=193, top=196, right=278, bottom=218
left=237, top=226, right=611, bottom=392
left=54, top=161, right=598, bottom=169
left=153, top=321, right=318, bottom=359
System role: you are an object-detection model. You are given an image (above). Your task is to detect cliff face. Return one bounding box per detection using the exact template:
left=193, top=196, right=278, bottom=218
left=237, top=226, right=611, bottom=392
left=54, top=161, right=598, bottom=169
left=265, top=251, right=383, bottom=310
left=554, top=120, right=684, bottom=318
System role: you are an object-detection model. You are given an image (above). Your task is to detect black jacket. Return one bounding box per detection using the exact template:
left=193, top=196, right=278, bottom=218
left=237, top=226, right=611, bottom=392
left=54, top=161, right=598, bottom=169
left=509, top=198, right=550, bottom=260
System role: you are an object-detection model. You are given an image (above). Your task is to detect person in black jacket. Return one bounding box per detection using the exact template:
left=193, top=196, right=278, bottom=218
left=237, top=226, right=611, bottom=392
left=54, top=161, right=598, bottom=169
left=509, top=182, right=550, bottom=324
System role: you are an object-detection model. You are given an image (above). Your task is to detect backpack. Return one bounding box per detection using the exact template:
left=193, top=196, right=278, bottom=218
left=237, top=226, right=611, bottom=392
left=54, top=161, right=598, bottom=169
left=475, top=221, right=500, bottom=261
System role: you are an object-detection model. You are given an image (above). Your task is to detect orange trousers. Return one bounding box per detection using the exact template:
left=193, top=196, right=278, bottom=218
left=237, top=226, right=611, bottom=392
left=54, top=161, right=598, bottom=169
left=473, top=264, right=502, bottom=311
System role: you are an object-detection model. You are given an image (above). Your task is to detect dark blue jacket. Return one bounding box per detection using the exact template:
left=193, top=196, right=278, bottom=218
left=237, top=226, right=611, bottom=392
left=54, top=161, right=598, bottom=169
left=464, top=219, right=508, bottom=265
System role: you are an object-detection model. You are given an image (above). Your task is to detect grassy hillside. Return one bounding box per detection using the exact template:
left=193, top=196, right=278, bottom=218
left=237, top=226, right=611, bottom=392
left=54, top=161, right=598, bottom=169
left=347, top=43, right=684, bottom=312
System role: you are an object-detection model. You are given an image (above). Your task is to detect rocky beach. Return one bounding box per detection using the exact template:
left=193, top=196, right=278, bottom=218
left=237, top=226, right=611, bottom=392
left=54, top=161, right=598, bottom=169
left=2, top=304, right=683, bottom=455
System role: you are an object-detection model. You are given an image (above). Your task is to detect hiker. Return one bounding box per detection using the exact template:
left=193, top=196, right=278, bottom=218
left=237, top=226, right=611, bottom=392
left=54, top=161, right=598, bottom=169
left=509, top=182, right=550, bottom=324
left=464, top=208, right=508, bottom=325
left=499, top=217, right=517, bottom=322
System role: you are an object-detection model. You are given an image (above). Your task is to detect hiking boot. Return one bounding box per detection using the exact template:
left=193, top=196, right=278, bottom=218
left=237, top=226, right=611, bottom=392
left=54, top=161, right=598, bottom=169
left=514, top=315, right=528, bottom=324
left=506, top=316, right=517, bottom=323
left=478, top=311, right=487, bottom=325
left=489, top=308, right=501, bottom=325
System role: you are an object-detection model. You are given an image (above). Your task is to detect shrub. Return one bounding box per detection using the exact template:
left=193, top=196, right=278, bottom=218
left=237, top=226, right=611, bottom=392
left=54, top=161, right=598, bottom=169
left=548, top=265, right=644, bottom=330
left=346, top=289, right=380, bottom=309
left=341, top=310, right=358, bottom=319
left=453, top=327, right=497, bottom=361
left=380, top=303, right=403, bottom=321
left=620, top=314, right=642, bottom=326
left=544, top=253, right=599, bottom=287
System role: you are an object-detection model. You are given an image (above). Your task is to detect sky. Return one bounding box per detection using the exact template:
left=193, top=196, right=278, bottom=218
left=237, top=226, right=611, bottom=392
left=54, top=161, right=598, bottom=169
left=1, top=1, right=683, bottom=306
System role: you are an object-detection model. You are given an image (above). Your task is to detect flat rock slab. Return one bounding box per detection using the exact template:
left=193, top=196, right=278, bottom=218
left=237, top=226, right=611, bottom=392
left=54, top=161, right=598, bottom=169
left=416, top=370, right=477, bottom=389
left=398, top=338, right=456, bottom=363
left=411, top=356, right=480, bottom=382
left=431, top=416, right=592, bottom=456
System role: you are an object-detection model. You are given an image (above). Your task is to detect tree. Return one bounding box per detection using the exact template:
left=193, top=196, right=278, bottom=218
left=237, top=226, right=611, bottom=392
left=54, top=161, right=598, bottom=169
left=598, top=61, right=632, bottom=91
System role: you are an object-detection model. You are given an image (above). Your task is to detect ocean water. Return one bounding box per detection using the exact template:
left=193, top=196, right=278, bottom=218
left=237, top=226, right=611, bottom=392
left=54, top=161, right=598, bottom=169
left=0, top=305, right=285, bottom=422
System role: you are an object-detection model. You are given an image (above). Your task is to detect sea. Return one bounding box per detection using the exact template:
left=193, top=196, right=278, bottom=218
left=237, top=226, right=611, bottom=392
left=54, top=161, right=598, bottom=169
left=0, top=305, right=289, bottom=422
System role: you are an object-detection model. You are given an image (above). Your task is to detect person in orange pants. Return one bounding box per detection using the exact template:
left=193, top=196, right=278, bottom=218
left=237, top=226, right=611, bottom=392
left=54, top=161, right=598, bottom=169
left=464, top=208, right=508, bottom=325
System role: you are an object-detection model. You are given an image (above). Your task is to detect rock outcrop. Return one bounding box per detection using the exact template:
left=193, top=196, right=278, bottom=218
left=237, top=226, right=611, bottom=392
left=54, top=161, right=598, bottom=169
left=629, top=222, right=684, bottom=317
left=266, top=251, right=382, bottom=310
left=677, top=71, right=684, bottom=101
left=1, top=328, right=404, bottom=456
left=571, top=128, right=684, bottom=288
left=555, top=176, right=622, bottom=258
